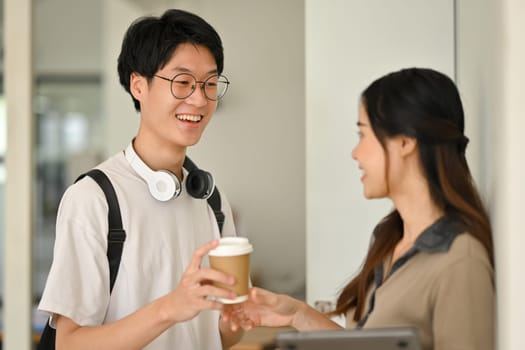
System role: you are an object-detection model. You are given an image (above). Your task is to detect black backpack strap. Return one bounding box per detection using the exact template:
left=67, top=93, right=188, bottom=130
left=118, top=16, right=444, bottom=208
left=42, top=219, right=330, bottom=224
left=76, top=169, right=126, bottom=292
left=36, top=324, right=56, bottom=350
left=37, top=169, right=125, bottom=350
left=206, top=188, right=225, bottom=234
left=183, top=157, right=225, bottom=234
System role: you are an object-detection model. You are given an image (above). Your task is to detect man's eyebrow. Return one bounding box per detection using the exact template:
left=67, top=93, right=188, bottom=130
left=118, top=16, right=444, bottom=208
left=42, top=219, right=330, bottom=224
left=357, top=121, right=368, bottom=127
left=173, top=67, right=219, bottom=75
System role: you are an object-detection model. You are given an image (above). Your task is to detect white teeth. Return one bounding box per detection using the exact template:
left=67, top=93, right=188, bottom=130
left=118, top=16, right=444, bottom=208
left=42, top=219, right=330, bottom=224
left=177, top=114, right=202, bottom=122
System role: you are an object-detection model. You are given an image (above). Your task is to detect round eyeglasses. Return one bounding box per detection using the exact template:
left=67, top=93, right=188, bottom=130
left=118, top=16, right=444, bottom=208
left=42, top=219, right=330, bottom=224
left=154, top=73, right=230, bottom=101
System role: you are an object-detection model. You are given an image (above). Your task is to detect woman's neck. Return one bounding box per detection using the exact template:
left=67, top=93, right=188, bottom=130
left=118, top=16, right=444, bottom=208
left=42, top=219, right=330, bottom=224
left=392, top=186, right=444, bottom=244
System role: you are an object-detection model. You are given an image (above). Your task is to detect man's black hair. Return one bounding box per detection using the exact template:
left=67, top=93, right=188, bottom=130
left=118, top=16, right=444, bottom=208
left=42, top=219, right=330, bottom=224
left=117, top=9, right=224, bottom=111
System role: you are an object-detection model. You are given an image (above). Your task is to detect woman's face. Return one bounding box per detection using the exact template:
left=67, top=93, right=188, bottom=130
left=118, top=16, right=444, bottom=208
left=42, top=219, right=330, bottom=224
left=351, top=102, right=389, bottom=199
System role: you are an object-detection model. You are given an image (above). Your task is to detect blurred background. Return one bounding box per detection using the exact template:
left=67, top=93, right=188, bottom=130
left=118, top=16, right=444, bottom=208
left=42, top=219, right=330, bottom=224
left=1, top=0, right=524, bottom=349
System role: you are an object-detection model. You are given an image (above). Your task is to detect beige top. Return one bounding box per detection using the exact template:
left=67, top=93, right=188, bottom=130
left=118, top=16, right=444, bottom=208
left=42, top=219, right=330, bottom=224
left=346, top=217, right=494, bottom=350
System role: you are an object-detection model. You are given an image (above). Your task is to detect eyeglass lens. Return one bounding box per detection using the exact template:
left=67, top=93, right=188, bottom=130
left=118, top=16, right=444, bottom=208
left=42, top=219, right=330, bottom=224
left=171, top=73, right=229, bottom=100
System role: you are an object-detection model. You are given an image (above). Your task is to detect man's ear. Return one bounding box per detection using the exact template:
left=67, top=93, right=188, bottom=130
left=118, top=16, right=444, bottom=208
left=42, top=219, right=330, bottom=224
left=130, top=72, right=146, bottom=100
left=400, top=136, right=418, bottom=157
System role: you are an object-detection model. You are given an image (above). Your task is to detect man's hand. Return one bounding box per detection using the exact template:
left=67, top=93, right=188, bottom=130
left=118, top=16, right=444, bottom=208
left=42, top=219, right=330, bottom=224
left=166, top=240, right=238, bottom=323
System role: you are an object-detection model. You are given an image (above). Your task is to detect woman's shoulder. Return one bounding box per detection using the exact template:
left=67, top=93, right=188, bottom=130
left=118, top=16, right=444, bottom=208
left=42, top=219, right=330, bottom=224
left=439, top=232, right=493, bottom=274
left=415, top=231, right=492, bottom=279
left=450, top=233, right=489, bottom=259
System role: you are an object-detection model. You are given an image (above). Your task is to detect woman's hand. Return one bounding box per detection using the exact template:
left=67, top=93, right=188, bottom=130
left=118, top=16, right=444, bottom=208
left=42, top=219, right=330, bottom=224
left=223, top=287, right=345, bottom=332
left=222, top=287, right=302, bottom=331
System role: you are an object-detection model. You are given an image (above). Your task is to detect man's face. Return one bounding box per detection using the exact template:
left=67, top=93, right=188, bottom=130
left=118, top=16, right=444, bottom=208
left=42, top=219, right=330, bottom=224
left=131, top=43, right=219, bottom=150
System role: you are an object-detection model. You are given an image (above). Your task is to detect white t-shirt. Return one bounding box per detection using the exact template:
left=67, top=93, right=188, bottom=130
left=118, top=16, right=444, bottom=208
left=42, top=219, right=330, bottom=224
left=39, top=150, right=236, bottom=349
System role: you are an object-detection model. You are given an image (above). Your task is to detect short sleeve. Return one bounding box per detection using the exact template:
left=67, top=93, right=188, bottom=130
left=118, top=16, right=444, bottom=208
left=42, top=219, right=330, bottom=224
left=432, top=255, right=494, bottom=350
left=38, top=176, right=111, bottom=326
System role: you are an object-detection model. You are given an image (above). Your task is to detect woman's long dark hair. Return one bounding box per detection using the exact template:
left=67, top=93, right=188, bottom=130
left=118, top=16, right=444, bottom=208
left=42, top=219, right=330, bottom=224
left=333, top=68, right=493, bottom=322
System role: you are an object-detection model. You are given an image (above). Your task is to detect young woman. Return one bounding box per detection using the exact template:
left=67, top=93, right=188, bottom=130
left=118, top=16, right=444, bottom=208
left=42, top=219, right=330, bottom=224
left=224, top=68, right=494, bottom=350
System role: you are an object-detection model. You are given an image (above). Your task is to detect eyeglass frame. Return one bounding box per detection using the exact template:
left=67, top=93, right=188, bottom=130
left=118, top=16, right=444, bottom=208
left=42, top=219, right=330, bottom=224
left=153, top=73, right=230, bottom=101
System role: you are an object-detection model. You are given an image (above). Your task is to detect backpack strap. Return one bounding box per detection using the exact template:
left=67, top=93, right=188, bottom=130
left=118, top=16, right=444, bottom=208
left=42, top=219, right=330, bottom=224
left=76, top=169, right=126, bottom=292
left=183, top=156, right=225, bottom=234
left=37, top=169, right=125, bottom=350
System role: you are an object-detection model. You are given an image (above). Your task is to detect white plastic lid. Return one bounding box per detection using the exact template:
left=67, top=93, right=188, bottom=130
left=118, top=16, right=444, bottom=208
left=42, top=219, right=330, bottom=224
left=209, top=237, right=253, bottom=256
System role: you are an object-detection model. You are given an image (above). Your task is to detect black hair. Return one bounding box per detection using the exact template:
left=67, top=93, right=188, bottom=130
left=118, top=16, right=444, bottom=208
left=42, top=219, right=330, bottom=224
left=362, top=68, right=475, bottom=213
left=117, top=9, right=224, bottom=111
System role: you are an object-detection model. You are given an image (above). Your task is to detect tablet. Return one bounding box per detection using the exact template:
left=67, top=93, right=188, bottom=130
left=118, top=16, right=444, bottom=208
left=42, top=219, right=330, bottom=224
left=276, top=327, right=422, bottom=350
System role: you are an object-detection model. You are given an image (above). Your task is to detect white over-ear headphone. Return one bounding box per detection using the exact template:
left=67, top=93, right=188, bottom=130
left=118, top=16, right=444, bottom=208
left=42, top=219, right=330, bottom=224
left=125, top=142, right=182, bottom=201
left=125, top=142, right=216, bottom=202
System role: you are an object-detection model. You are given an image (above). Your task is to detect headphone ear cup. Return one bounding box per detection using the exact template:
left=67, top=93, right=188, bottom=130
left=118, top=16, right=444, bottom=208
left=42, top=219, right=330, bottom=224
left=125, top=142, right=184, bottom=201
left=186, top=169, right=215, bottom=199
left=149, top=170, right=182, bottom=201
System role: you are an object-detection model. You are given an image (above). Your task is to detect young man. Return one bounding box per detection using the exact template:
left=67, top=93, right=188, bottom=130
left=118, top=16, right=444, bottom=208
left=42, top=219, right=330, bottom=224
left=38, top=9, right=243, bottom=349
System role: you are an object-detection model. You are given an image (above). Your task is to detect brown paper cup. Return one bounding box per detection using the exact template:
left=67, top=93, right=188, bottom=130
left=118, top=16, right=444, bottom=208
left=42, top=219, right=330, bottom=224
left=208, top=237, right=253, bottom=303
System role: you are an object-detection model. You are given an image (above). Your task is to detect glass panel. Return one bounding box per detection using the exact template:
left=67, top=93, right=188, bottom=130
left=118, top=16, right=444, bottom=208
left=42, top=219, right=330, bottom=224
left=32, top=77, right=103, bottom=333
left=31, top=0, right=104, bottom=339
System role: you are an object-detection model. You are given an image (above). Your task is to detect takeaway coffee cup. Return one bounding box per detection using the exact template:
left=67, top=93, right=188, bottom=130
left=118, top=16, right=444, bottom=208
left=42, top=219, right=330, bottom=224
left=208, top=237, right=253, bottom=304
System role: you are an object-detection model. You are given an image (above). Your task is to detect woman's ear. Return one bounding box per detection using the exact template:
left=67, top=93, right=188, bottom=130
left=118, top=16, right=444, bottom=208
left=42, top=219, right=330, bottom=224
left=129, top=72, right=146, bottom=100
left=400, top=136, right=418, bottom=157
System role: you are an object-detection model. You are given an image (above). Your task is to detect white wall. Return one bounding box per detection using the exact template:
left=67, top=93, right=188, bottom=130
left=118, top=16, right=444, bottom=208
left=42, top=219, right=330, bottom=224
left=305, top=0, right=455, bottom=305
left=102, top=0, right=307, bottom=296
left=456, top=0, right=501, bottom=199
left=101, top=0, right=142, bottom=153
left=454, top=1, right=525, bottom=349
left=491, top=2, right=525, bottom=349
left=33, top=0, right=101, bottom=75
left=4, top=0, right=33, bottom=347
